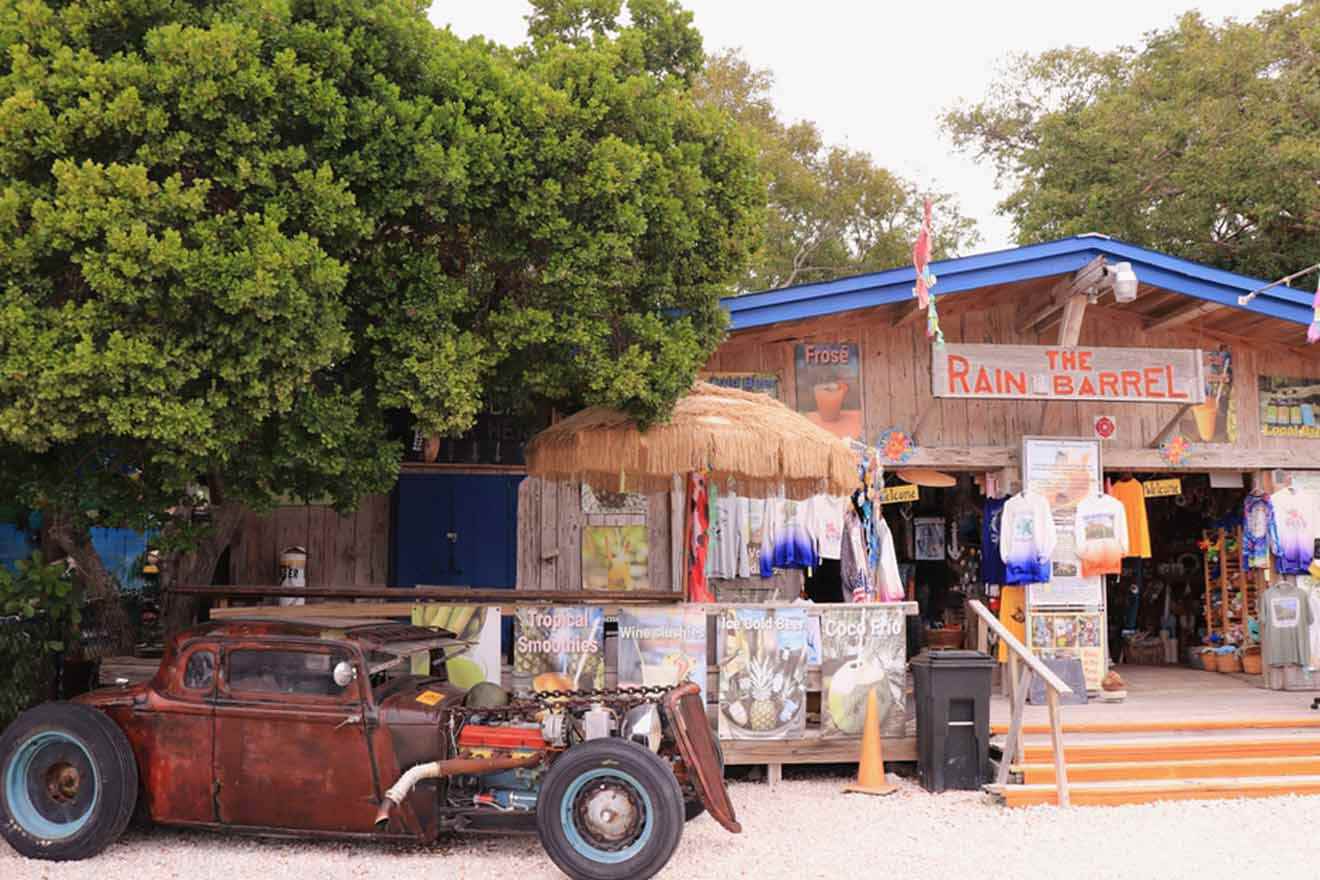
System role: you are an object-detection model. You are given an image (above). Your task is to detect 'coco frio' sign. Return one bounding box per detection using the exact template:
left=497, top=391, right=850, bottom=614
left=932, top=344, right=1205, bottom=404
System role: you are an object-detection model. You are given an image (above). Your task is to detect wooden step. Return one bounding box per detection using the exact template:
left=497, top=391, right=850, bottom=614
left=1020, top=734, right=1320, bottom=764
left=991, top=717, right=1320, bottom=736
left=1014, top=755, right=1320, bottom=784
left=999, top=774, right=1320, bottom=807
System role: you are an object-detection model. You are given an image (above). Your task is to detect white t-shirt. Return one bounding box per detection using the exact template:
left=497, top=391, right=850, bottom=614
left=802, top=494, right=847, bottom=560
left=709, top=495, right=751, bottom=579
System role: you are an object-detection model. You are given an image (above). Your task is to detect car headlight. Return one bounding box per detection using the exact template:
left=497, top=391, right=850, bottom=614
left=622, top=703, right=663, bottom=752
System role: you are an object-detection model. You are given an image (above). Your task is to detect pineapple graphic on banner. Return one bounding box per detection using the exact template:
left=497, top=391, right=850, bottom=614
left=718, top=607, right=808, bottom=740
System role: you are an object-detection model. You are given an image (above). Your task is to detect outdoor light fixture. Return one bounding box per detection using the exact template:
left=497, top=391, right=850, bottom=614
left=1105, top=261, right=1139, bottom=303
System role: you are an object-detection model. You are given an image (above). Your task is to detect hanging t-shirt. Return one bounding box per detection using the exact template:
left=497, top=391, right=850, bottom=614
left=758, top=497, right=818, bottom=577
left=873, top=517, right=905, bottom=602
left=1108, top=479, right=1151, bottom=558
left=1074, top=494, right=1130, bottom=577
left=685, top=472, right=713, bottom=603
left=1271, top=487, right=1320, bottom=576
left=708, top=495, right=751, bottom=580
left=840, top=505, right=873, bottom=602
left=1306, top=586, right=1320, bottom=673
left=1260, top=582, right=1313, bottom=668
left=980, top=497, right=1008, bottom=586
left=996, top=586, right=1027, bottom=663
left=999, top=492, right=1057, bottom=585
left=1243, top=493, right=1277, bottom=570
left=802, top=494, right=847, bottom=561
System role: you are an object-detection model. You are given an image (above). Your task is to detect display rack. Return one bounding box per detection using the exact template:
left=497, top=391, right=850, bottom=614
left=1202, top=526, right=1260, bottom=641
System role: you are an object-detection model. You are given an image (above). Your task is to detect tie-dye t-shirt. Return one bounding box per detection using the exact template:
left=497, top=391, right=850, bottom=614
left=1272, top=488, right=1320, bottom=576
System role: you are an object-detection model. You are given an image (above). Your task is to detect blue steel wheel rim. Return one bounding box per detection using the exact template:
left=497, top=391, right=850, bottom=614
left=3, top=731, right=100, bottom=841
left=560, top=767, right=654, bottom=864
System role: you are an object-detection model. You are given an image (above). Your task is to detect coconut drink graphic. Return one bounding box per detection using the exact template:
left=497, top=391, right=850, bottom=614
left=826, top=656, right=891, bottom=735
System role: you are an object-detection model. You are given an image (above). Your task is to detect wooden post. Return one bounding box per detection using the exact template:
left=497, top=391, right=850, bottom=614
left=996, top=662, right=1033, bottom=786
left=1046, top=687, right=1071, bottom=807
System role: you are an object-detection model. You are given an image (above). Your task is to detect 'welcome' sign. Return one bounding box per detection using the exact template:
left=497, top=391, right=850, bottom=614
left=932, top=344, right=1205, bottom=404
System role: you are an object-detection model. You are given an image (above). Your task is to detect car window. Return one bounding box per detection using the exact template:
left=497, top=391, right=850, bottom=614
left=184, top=650, right=215, bottom=690
left=227, top=649, right=351, bottom=698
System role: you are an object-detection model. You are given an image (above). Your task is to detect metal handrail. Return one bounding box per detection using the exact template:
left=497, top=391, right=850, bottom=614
left=968, top=599, right=1072, bottom=807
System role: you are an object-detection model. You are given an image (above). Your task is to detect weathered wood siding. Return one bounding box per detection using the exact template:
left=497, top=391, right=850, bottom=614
left=228, top=494, right=391, bottom=586
left=516, top=478, right=679, bottom=593
left=708, top=300, right=1320, bottom=467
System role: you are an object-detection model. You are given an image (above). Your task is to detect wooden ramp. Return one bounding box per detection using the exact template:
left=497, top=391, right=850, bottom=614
left=995, top=723, right=1320, bottom=807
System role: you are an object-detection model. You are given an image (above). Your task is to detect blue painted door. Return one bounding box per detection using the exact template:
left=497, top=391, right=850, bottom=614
left=392, top=474, right=522, bottom=588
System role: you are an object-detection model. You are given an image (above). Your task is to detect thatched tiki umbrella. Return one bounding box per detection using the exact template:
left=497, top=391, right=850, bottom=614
left=525, top=381, right=858, bottom=500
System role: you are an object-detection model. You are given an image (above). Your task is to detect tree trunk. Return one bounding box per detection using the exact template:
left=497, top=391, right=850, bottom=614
left=45, top=509, right=134, bottom=654
left=160, top=503, right=247, bottom=637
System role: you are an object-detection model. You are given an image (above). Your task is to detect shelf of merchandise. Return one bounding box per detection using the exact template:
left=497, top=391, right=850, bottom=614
left=1203, top=526, right=1260, bottom=642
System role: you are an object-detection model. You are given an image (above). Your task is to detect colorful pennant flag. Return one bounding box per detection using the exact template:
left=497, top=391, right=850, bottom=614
left=911, top=199, right=943, bottom=344
left=1309, top=274, right=1320, bottom=344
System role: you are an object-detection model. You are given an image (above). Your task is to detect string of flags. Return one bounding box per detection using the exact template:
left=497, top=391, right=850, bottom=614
left=911, top=198, right=943, bottom=345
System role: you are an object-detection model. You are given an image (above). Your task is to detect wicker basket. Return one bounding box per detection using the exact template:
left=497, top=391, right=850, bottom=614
left=1215, top=652, right=1243, bottom=674
left=1242, top=648, right=1262, bottom=675
left=926, top=627, right=964, bottom=650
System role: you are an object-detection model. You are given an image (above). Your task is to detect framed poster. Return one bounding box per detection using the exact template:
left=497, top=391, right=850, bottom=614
left=794, top=342, right=862, bottom=441
left=717, top=607, right=808, bottom=740
left=581, top=525, right=648, bottom=591
left=617, top=609, right=707, bottom=702
left=513, top=607, right=605, bottom=695
left=819, top=607, right=907, bottom=739
left=1259, top=375, right=1320, bottom=438
left=1027, top=609, right=1105, bottom=691
left=1021, top=436, right=1103, bottom=608
left=913, top=517, right=946, bottom=561
left=1179, top=346, right=1235, bottom=443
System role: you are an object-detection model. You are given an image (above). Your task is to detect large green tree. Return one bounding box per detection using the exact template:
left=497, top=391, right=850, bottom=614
left=945, top=3, right=1320, bottom=281
left=696, top=49, right=977, bottom=291
left=0, top=0, right=762, bottom=636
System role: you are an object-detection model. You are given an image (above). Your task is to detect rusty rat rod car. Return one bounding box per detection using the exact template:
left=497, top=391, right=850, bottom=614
left=0, top=619, right=738, bottom=879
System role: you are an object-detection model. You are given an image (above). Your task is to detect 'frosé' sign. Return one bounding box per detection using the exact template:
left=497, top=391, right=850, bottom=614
left=932, top=344, right=1205, bottom=404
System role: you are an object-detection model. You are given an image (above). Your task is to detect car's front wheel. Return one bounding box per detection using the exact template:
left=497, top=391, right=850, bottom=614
left=535, top=738, right=683, bottom=880
left=0, top=702, right=139, bottom=861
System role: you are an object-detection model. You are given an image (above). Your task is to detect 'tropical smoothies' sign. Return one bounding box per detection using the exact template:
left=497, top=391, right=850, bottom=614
left=932, top=344, right=1205, bottom=404
left=794, top=342, right=862, bottom=441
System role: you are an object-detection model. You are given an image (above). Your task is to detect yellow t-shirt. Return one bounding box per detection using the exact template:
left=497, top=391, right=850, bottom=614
left=1108, top=479, right=1151, bottom=558
left=997, top=586, right=1027, bottom=663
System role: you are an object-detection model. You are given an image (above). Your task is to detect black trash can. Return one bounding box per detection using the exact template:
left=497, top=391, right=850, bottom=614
left=910, top=649, right=995, bottom=793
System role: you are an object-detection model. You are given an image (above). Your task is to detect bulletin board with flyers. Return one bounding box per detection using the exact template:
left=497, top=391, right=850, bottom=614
left=1021, top=436, right=1108, bottom=692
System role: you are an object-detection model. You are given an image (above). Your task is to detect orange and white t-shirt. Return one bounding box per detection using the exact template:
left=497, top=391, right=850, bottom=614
left=1075, top=494, right=1130, bottom=577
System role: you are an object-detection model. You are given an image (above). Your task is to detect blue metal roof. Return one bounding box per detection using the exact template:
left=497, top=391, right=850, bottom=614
left=722, top=234, right=1315, bottom=331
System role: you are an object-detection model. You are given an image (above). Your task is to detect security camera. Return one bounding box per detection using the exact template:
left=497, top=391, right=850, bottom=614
left=1104, top=262, right=1138, bottom=303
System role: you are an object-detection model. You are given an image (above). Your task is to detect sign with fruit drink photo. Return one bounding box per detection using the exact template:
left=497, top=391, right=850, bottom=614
left=718, top=607, right=808, bottom=740
left=617, top=609, right=708, bottom=703
left=820, top=607, right=906, bottom=738
left=794, top=342, right=862, bottom=441
left=411, top=605, right=502, bottom=688
left=513, top=606, right=605, bottom=695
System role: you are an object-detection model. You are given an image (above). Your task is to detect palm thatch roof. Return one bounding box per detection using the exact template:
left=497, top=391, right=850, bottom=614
left=525, top=381, right=858, bottom=499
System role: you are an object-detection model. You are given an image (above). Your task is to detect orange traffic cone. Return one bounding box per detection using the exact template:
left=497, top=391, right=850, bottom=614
left=843, top=687, right=897, bottom=796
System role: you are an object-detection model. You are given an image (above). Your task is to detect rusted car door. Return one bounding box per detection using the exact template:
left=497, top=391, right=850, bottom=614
left=137, top=640, right=219, bottom=824
left=212, top=641, right=382, bottom=832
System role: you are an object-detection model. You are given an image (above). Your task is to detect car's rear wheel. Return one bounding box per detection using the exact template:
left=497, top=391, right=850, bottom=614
left=0, top=702, right=138, bottom=861
left=536, top=738, right=683, bottom=880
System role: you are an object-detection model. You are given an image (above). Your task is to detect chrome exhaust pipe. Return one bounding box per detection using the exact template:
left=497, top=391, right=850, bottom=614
left=374, top=752, right=545, bottom=828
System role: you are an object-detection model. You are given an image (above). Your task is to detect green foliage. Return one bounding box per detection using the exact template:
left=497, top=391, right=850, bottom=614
left=0, top=0, right=763, bottom=561
left=0, top=552, right=80, bottom=651
left=696, top=49, right=979, bottom=292
left=945, top=4, right=1320, bottom=281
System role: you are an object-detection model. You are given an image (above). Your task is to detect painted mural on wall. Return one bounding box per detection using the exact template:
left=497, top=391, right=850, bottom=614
left=581, top=525, right=648, bottom=591
left=1179, top=346, right=1236, bottom=443
left=794, top=343, right=862, bottom=441
left=1260, top=375, right=1320, bottom=438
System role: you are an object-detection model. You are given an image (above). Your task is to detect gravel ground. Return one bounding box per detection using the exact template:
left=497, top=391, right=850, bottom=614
left=7, top=768, right=1320, bottom=880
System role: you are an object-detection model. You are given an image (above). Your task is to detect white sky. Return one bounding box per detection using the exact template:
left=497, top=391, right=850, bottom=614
left=429, top=0, right=1277, bottom=251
